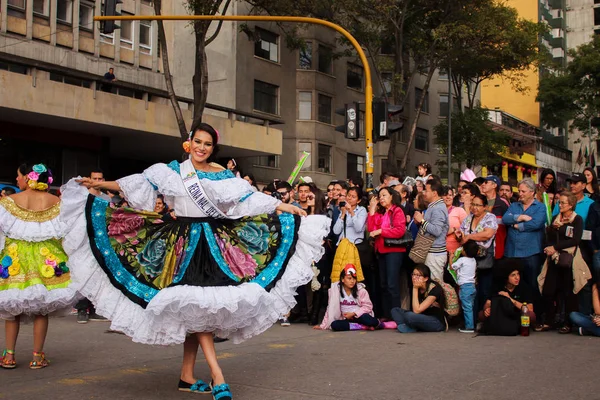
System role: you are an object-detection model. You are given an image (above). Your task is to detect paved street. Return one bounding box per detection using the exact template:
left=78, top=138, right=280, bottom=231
left=1, top=316, right=598, bottom=400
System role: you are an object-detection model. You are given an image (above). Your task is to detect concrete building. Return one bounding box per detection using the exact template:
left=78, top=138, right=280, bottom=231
left=0, top=0, right=281, bottom=185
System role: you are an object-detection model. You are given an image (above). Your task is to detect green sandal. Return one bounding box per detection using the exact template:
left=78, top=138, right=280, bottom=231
left=1, top=349, right=16, bottom=369
left=29, top=351, right=49, bottom=370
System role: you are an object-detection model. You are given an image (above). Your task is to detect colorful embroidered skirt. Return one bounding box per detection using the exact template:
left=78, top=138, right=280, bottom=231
left=0, top=238, right=78, bottom=319
left=87, top=196, right=300, bottom=309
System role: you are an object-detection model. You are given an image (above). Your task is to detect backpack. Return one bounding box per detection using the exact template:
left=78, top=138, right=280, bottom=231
left=439, top=282, right=460, bottom=317
left=330, top=238, right=365, bottom=282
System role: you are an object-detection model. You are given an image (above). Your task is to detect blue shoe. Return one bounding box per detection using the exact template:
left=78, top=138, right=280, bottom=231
left=178, top=379, right=211, bottom=394
left=211, top=381, right=233, bottom=400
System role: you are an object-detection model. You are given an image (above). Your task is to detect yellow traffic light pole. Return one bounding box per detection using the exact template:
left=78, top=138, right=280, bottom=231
left=95, top=14, right=375, bottom=190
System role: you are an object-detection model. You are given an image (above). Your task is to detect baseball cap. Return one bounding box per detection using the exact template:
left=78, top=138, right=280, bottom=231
left=343, top=264, right=357, bottom=277
left=567, top=173, right=586, bottom=184
left=486, top=175, right=501, bottom=187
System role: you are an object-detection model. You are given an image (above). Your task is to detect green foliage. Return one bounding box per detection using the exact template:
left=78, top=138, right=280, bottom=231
left=538, top=35, right=600, bottom=138
left=434, top=107, right=509, bottom=168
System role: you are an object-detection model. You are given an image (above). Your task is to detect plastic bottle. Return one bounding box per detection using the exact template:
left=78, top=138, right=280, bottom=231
left=520, top=303, right=530, bottom=337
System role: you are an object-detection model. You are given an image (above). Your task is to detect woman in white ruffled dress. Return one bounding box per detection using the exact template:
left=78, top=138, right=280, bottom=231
left=60, top=123, right=329, bottom=398
left=0, top=164, right=79, bottom=369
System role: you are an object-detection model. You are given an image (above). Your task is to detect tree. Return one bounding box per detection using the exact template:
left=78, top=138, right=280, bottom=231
left=538, top=35, right=600, bottom=139
left=434, top=107, right=509, bottom=169
left=153, top=0, right=232, bottom=140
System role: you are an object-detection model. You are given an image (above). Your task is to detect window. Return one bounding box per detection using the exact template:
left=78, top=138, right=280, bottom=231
left=347, top=63, right=364, bottom=90
left=255, top=155, right=280, bottom=168
left=117, top=87, right=144, bottom=99
left=254, top=80, right=278, bottom=115
left=439, top=94, right=449, bottom=117
left=318, top=45, right=333, bottom=75
left=317, top=94, right=332, bottom=124
left=100, top=32, right=114, bottom=44
left=438, top=68, right=448, bottom=80
left=254, top=28, right=278, bottom=63
left=120, top=19, right=134, bottom=49
left=33, top=0, right=49, bottom=16
left=347, top=154, right=364, bottom=179
left=415, top=88, right=429, bottom=113
left=49, top=72, right=92, bottom=88
left=415, top=128, right=429, bottom=152
left=298, top=142, right=312, bottom=170
left=8, top=0, right=25, bottom=9
left=79, top=2, right=94, bottom=30
left=298, top=91, right=312, bottom=120
left=57, top=0, right=73, bottom=23
left=0, top=62, right=27, bottom=74
left=139, top=21, right=152, bottom=54
left=299, top=41, right=312, bottom=69
left=382, top=72, right=393, bottom=97
left=318, top=144, right=332, bottom=174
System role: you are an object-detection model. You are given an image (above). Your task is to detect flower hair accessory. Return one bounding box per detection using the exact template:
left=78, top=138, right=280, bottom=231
left=27, top=164, right=52, bottom=191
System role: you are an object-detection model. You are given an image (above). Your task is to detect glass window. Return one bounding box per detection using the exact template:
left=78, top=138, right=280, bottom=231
left=33, top=0, right=49, bottom=16
left=347, top=63, right=363, bottom=91
left=438, top=68, right=448, bottom=80
left=255, top=155, right=280, bottom=168
left=254, top=28, right=278, bottom=63
left=317, top=94, right=332, bottom=124
left=8, top=0, right=26, bottom=9
left=318, top=45, right=333, bottom=75
left=254, top=80, right=278, bottom=115
left=57, top=0, right=73, bottom=23
left=299, top=41, right=312, bottom=69
left=0, top=62, right=27, bottom=74
left=298, top=91, right=312, bottom=120
left=439, top=94, right=449, bottom=117
left=139, top=21, right=152, bottom=54
left=120, top=19, right=134, bottom=49
left=79, top=2, right=94, bottom=30
left=318, top=144, right=332, bottom=174
left=415, top=87, right=429, bottom=113
left=415, top=128, right=429, bottom=152
left=298, top=142, right=312, bottom=170
left=382, top=72, right=393, bottom=97
left=347, top=153, right=364, bottom=179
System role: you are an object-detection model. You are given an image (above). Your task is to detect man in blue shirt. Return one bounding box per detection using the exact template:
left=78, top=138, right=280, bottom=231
left=502, top=178, right=547, bottom=308
left=552, top=173, right=594, bottom=224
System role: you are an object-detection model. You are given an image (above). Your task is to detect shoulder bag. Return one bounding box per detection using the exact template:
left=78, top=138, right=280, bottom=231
left=384, top=209, right=413, bottom=247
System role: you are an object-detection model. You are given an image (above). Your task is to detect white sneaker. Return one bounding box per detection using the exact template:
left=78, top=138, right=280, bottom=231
left=280, top=317, right=290, bottom=327
left=578, top=327, right=585, bottom=336
left=459, top=328, right=475, bottom=333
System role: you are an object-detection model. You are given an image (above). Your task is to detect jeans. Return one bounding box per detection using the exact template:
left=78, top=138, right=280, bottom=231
left=570, top=312, right=600, bottom=336
left=579, top=251, right=600, bottom=315
left=391, top=307, right=445, bottom=333
left=378, top=252, right=404, bottom=318
left=330, top=313, right=380, bottom=331
left=459, top=283, right=477, bottom=330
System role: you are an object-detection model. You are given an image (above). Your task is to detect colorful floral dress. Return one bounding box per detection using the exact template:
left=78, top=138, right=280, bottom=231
left=0, top=197, right=79, bottom=320
left=60, top=161, right=329, bottom=345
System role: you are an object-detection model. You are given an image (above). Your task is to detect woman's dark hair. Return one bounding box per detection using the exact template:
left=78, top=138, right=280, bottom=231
left=584, top=167, right=599, bottom=195
left=339, top=268, right=359, bottom=298
left=462, top=182, right=481, bottom=197
left=18, top=163, right=51, bottom=185
left=376, top=187, right=402, bottom=214
left=308, top=186, right=327, bottom=215
left=539, top=168, right=557, bottom=194
left=417, top=163, right=432, bottom=176
left=156, top=194, right=168, bottom=213
left=346, top=186, right=363, bottom=205
left=189, top=122, right=220, bottom=162
left=472, top=193, right=488, bottom=209
left=243, top=173, right=259, bottom=189
left=413, top=264, right=445, bottom=308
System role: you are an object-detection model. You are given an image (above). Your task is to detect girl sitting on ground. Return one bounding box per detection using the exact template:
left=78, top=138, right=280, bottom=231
left=315, top=264, right=382, bottom=331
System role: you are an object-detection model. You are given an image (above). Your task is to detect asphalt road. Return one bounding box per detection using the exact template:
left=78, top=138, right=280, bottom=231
left=1, top=316, right=598, bottom=400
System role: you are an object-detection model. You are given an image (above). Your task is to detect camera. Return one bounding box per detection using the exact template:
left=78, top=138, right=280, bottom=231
left=338, top=201, right=347, bottom=208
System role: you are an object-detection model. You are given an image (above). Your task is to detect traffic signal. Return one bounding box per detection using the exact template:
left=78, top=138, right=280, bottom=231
left=372, top=101, right=404, bottom=142
left=101, top=0, right=123, bottom=35
left=335, top=103, right=359, bottom=141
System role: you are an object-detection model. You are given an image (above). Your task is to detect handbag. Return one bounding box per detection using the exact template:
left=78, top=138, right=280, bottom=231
left=554, top=226, right=576, bottom=268
left=409, top=229, right=434, bottom=264
left=383, top=210, right=413, bottom=247
left=469, top=216, right=495, bottom=270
